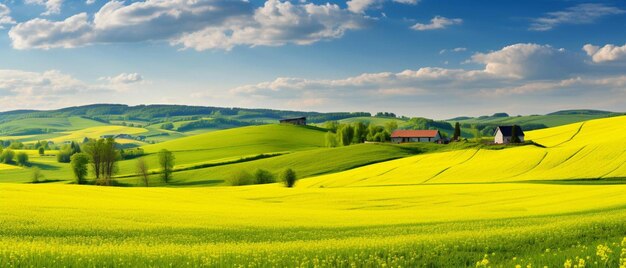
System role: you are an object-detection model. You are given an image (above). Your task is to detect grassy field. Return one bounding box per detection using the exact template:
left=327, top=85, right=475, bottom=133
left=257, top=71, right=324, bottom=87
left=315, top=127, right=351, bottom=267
left=0, top=116, right=106, bottom=136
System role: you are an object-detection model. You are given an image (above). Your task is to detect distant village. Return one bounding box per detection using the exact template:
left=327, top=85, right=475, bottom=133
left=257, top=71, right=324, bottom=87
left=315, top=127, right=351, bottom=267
left=279, top=116, right=526, bottom=145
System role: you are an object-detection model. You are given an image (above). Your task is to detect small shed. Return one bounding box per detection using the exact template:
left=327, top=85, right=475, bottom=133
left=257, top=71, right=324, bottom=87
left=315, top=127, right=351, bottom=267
left=494, top=126, right=525, bottom=144
left=391, top=130, right=442, bottom=143
left=279, top=117, right=307, bottom=126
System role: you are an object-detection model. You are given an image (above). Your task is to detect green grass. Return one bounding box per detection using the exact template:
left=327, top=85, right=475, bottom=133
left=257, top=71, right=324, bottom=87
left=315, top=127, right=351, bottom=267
left=0, top=116, right=106, bottom=136
left=117, top=143, right=435, bottom=186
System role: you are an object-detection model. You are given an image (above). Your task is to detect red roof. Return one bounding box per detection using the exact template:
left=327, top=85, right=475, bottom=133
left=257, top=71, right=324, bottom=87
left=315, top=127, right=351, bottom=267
left=391, top=130, right=439, bottom=138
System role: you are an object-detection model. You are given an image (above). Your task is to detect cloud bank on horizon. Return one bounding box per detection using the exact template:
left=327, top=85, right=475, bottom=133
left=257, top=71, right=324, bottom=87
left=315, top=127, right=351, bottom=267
left=0, top=0, right=625, bottom=118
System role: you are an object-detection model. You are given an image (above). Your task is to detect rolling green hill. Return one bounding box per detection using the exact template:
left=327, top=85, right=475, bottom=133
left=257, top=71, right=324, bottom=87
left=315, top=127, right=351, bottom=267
left=0, top=116, right=106, bottom=136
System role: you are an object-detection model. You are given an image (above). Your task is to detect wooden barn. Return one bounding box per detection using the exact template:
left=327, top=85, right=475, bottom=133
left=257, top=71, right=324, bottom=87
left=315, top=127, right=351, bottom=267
left=494, top=125, right=525, bottom=144
left=279, top=117, right=307, bottom=126
left=391, top=130, right=442, bottom=143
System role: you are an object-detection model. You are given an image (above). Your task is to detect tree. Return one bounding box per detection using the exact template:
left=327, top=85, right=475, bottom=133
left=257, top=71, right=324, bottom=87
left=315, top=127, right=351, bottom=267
left=472, top=125, right=482, bottom=142
left=1, top=149, right=15, bottom=164
left=230, top=170, right=253, bottom=186
left=254, top=169, right=275, bottom=184
left=158, top=149, right=175, bottom=183
left=161, top=122, right=174, bottom=130
left=453, top=122, right=461, bottom=141
left=31, top=167, right=44, bottom=183
left=281, top=168, right=297, bottom=188
left=384, top=121, right=399, bottom=134
left=325, top=132, right=338, bottom=148
left=337, top=125, right=354, bottom=146
left=136, top=158, right=150, bottom=187
left=16, top=152, right=29, bottom=166
left=353, top=122, right=369, bottom=144
left=70, top=153, right=90, bottom=185
left=38, top=147, right=45, bottom=156
left=323, top=121, right=340, bottom=133
left=511, top=125, right=521, bottom=143
left=83, top=138, right=119, bottom=186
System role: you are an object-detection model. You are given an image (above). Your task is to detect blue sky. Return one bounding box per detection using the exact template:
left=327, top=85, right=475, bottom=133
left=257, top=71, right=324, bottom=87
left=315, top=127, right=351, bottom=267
left=0, top=0, right=625, bottom=118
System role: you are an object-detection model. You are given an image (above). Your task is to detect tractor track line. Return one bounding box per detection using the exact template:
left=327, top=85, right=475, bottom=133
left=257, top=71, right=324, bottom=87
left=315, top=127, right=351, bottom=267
left=552, top=122, right=585, bottom=148
left=421, top=149, right=480, bottom=184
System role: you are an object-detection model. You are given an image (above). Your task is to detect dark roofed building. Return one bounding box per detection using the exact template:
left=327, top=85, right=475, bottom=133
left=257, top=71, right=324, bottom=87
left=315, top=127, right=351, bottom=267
left=494, top=125, right=525, bottom=144
left=279, top=117, right=307, bottom=126
left=391, top=130, right=442, bottom=143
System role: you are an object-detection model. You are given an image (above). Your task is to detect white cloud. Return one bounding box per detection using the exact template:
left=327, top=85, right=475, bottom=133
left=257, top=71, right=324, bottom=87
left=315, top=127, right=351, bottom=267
left=25, top=0, right=64, bottom=16
left=347, top=0, right=419, bottom=14
left=225, top=43, right=626, bottom=117
left=99, top=73, right=144, bottom=85
left=0, top=3, right=16, bottom=28
left=85, top=0, right=96, bottom=5
left=471, top=43, right=582, bottom=79
left=9, top=0, right=368, bottom=51
left=0, top=69, right=145, bottom=111
left=411, top=16, right=462, bottom=31
left=583, top=43, right=626, bottom=63
left=9, top=13, right=94, bottom=50
left=530, top=3, right=625, bottom=31
left=439, top=47, right=467, bottom=54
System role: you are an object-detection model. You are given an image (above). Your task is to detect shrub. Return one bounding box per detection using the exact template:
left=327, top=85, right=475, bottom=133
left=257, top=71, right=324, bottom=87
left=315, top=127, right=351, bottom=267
left=230, top=170, right=254, bottom=186
left=254, top=169, right=276, bottom=184
left=56, top=148, right=72, bottom=163
left=38, top=147, right=45, bottom=155
left=31, top=167, right=44, bottom=183
left=70, top=153, right=90, bottom=185
left=16, top=152, right=29, bottom=166
left=1, top=149, right=15, bottom=164
left=161, top=122, right=174, bottom=130
left=281, top=168, right=297, bottom=188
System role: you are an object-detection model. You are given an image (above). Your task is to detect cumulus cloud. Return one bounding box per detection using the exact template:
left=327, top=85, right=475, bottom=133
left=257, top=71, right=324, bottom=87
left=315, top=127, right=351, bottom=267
left=25, top=0, right=64, bottom=16
left=411, top=16, right=462, bottom=31
left=0, top=3, right=16, bottom=28
left=530, top=3, right=625, bottom=31
left=583, top=43, right=626, bottom=63
left=471, top=43, right=583, bottom=79
left=9, top=0, right=368, bottom=51
left=0, top=69, right=147, bottom=110
left=85, top=0, right=96, bottom=5
left=226, top=43, right=625, bottom=117
left=99, top=73, right=144, bottom=85
left=9, top=13, right=94, bottom=49
left=347, top=0, right=419, bottom=14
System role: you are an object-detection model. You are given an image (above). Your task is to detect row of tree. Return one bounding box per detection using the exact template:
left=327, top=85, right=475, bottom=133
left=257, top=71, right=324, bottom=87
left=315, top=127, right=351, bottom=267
left=66, top=137, right=175, bottom=186
left=323, top=121, right=399, bottom=147
left=0, top=147, right=29, bottom=166
left=229, top=168, right=298, bottom=188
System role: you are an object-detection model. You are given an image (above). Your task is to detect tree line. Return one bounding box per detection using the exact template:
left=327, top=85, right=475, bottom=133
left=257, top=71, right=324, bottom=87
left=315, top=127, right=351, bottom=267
left=323, top=121, right=399, bottom=147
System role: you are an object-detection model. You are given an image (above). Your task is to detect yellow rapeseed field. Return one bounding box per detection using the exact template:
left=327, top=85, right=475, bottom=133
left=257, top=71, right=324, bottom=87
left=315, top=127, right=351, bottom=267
left=301, top=115, right=626, bottom=187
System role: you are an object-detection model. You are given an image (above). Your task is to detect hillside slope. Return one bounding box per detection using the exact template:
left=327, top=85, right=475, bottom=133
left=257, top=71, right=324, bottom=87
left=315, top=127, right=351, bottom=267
left=301, top=115, right=626, bottom=188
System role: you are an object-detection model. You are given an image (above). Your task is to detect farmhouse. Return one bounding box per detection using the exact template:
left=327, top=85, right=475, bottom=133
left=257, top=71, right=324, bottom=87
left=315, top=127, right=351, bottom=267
left=279, top=117, right=307, bottom=126
left=494, top=125, right=525, bottom=144
left=391, top=130, right=442, bottom=143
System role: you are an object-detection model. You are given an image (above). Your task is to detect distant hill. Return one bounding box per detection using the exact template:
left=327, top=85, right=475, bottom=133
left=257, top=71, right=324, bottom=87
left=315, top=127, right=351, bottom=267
left=445, top=110, right=623, bottom=137
left=0, top=104, right=371, bottom=141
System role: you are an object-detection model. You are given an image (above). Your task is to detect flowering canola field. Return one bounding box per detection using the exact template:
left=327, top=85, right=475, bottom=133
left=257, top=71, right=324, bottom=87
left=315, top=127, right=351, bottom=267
left=301, top=115, right=626, bottom=188
left=2, top=116, right=626, bottom=267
